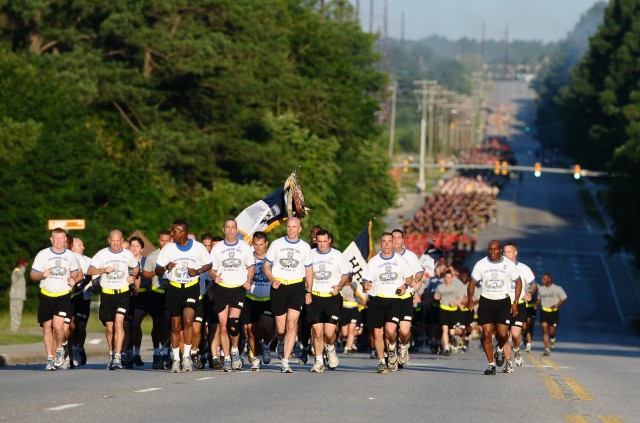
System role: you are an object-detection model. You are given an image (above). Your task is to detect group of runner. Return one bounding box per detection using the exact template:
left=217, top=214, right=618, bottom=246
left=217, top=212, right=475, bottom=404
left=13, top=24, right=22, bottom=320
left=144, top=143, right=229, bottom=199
left=30, top=219, right=567, bottom=374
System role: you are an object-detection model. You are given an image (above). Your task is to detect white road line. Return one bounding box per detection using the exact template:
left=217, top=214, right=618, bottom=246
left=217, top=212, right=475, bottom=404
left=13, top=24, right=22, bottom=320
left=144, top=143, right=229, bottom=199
left=197, top=377, right=215, bottom=380
left=599, top=254, right=626, bottom=324
left=135, top=388, right=162, bottom=393
left=47, top=404, right=83, bottom=411
left=88, top=339, right=101, bottom=345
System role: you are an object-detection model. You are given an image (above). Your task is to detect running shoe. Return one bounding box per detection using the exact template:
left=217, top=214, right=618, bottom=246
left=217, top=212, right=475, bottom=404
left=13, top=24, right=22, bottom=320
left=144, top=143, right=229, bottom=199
left=550, top=338, right=556, bottom=350
left=442, top=348, right=451, bottom=357
left=171, top=359, right=181, bottom=373
left=276, top=341, right=284, bottom=360
left=79, top=349, right=87, bottom=366
left=461, top=345, right=468, bottom=353
left=152, top=354, right=162, bottom=370
left=210, top=356, right=221, bottom=370
left=310, top=360, right=325, bottom=373
left=231, top=351, right=243, bottom=370
left=134, top=354, right=144, bottom=367
left=370, top=351, right=377, bottom=359
left=45, top=357, right=56, bottom=371
left=376, top=362, right=388, bottom=374
left=72, top=347, right=81, bottom=367
left=161, top=354, right=172, bottom=370
left=251, top=357, right=261, bottom=371
left=484, top=364, right=496, bottom=375
left=494, top=349, right=505, bottom=367
left=514, top=349, right=523, bottom=367
left=112, top=353, right=123, bottom=370
left=543, top=348, right=551, bottom=356
left=502, top=361, right=513, bottom=374
left=60, top=355, right=70, bottom=370
left=525, top=343, right=531, bottom=353
left=344, top=348, right=353, bottom=355
left=398, top=344, right=409, bottom=365
left=281, top=362, right=293, bottom=373
left=261, top=343, right=272, bottom=364
left=107, top=354, right=114, bottom=370
left=326, top=348, right=339, bottom=369
left=54, top=348, right=64, bottom=368
left=222, top=359, right=232, bottom=372
left=389, top=361, right=398, bottom=372
left=121, top=353, right=133, bottom=369
left=191, top=353, right=202, bottom=370
left=388, top=347, right=398, bottom=366
left=182, top=355, right=193, bottom=372
left=298, top=347, right=309, bottom=365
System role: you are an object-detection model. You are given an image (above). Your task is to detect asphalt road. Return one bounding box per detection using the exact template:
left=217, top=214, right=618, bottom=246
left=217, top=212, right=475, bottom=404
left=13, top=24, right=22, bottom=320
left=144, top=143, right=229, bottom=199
left=1, top=81, right=639, bottom=423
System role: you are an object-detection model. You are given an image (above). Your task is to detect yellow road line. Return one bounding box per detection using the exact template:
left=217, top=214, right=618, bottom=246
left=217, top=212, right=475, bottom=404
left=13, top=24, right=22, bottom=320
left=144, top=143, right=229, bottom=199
left=598, top=416, right=625, bottom=423
left=563, top=415, right=588, bottom=423
left=528, top=353, right=544, bottom=370
left=563, top=376, right=593, bottom=400
left=542, top=374, right=566, bottom=400
left=540, top=357, right=560, bottom=371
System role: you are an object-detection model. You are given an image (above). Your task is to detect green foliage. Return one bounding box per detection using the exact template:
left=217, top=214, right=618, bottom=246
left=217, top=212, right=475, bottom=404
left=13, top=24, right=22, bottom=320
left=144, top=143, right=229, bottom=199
left=0, top=1, right=396, bottom=292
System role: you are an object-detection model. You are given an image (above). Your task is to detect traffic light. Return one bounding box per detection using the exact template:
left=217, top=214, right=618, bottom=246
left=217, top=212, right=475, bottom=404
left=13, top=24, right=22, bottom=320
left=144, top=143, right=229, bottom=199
left=501, top=161, right=509, bottom=176
left=494, top=160, right=500, bottom=175
left=439, top=159, right=445, bottom=173
left=534, top=162, right=541, bottom=177
left=573, top=164, right=581, bottom=180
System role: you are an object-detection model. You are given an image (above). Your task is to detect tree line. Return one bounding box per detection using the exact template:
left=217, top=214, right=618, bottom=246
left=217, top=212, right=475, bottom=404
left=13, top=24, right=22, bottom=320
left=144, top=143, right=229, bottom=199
left=0, top=0, right=397, bottom=293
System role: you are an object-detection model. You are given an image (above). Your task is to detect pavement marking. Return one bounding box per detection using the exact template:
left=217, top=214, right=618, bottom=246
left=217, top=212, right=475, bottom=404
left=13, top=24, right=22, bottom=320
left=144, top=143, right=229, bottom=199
left=197, top=377, right=215, bottom=380
left=563, top=376, right=593, bottom=400
left=563, top=415, right=587, bottom=423
left=599, top=254, right=626, bottom=324
left=528, top=353, right=544, bottom=370
left=540, top=357, right=560, bottom=371
left=47, top=404, right=83, bottom=411
left=88, top=339, right=102, bottom=345
left=598, top=416, right=625, bottom=423
left=541, top=374, right=566, bottom=400
left=135, top=388, right=162, bottom=393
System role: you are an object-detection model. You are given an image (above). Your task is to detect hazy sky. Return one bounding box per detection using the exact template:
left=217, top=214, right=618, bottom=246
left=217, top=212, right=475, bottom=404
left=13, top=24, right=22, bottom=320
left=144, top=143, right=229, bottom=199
left=351, top=0, right=605, bottom=42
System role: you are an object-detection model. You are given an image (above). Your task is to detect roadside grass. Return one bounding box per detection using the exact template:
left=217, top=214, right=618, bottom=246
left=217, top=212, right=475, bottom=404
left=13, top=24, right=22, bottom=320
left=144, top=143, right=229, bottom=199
left=577, top=188, right=607, bottom=230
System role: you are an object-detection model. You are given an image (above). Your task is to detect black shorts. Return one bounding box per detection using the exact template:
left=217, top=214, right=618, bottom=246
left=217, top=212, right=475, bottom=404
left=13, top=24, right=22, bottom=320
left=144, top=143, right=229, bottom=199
left=212, top=284, right=246, bottom=314
left=339, top=307, right=359, bottom=327
left=477, top=296, right=511, bottom=326
left=99, top=291, right=130, bottom=324
left=306, top=295, right=341, bottom=325
left=366, top=296, right=402, bottom=329
left=439, top=308, right=460, bottom=328
left=526, top=304, right=537, bottom=320
left=270, top=282, right=305, bottom=316
left=165, top=283, right=201, bottom=317
left=241, top=297, right=273, bottom=324
left=426, top=303, right=440, bottom=326
left=71, top=293, right=91, bottom=322
left=148, top=290, right=166, bottom=319
left=458, top=309, right=473, bottom=329
left=134, top=290, right=153, bottom=313
left=38, top=292, right=71, bottom=325
left=540, top=310, right=560, bottom=327
left=399, top=296, right=414, bottom=323
left=511, top=302, right=527, bottom=327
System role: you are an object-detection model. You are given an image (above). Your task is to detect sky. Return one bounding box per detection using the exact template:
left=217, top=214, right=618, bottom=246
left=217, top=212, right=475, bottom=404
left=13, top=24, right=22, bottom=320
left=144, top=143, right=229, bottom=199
left=350, top=0, right=605, bottom=42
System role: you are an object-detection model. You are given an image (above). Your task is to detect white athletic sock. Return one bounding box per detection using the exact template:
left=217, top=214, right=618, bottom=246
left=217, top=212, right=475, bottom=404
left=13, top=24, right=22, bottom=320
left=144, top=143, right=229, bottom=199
left=231, top=347, right=239, bottom=354
left=388, top=343, right=396, bottom=351
left=513, top=347, right=520, bottom=352
left=497, top=346, right=503, bottom=352
left=326, top=344, right=335, bottom=351
left=184, top=344, right=191, bottom=356
left=172, top=347, right=180, bottom=360
left=316, top=355, right=323, bottom=362
left=488, top=362, right=496, bottom=366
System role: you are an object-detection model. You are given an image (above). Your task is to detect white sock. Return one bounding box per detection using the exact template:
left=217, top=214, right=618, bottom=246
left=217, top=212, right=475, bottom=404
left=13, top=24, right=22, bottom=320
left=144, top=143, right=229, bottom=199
left=326, top=344, right=335, bottom=351
left=231, top=347, right=239, bottom=354
left=184, top=344, right=191, bottom=356
left=172, top=347, right=180, bottom=360
left=388, top=343, right=396, bottom=351
left=316, top=355, right=323, bottom=362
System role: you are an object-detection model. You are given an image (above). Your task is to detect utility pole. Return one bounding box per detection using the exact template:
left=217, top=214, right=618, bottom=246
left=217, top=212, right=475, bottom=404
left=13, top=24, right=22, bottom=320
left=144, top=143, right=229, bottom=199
left=401, top=11, right=405, bottom=51
left=414, top=80, right=438, bottom=192
left=388, top=80, right=397, bottom=159
left=369, top=0, right=374, bottom=33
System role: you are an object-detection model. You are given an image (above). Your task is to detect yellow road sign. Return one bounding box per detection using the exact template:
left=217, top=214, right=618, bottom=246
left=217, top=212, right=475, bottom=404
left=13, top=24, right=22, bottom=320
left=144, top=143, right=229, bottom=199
left=48, top=219, right=86, bottom=230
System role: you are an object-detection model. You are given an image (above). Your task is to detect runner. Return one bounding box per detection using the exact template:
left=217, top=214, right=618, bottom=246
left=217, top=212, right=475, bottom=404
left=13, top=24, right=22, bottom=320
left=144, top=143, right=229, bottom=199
left=434, top=269, right=466, bottom=356
left=361, top=232, right=413, bottom=373
left=503, top=241, right=536, bottom=368
left=155, top=220, right=212, bottom=373
left=87, top=229, right=139, bottom=370
left=537, top=273, right=567, bottom=356
left=209, top=219, right=255, bottom=372
left=70, top=237, right=93, bottom=366
left=467, top=240, right=521, bottom=375
left=30, top=228, right=80, bottom=370
left=242, top=231, right=275, bottom=371
left=307, top=230, right=351, bottom=372
left=263, top=217, right=313, bottom=373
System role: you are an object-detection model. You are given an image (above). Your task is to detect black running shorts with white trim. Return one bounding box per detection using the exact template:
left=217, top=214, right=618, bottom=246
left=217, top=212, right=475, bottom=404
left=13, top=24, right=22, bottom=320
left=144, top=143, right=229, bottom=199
left=99, top=291, right=130, bottom=324
left=339, top=306, right=359, bottom=327
left=212, top=284, right=246, bottom=314
left=366, top=296, right=402, bottom=329
left=38, top=292, right=71, bottom=325
left=477, top=296, right=511, bottom=326
left=241, top=297, right=273, bottom=324
left=306, top=294, right=341, bottom=325
left=512, top=302, right=527, bottom=327
left=540, top=309, right=560, bottom=327
left=270, top=283, right=305, bottom=316
left=165, top=283, right=201, bottom=317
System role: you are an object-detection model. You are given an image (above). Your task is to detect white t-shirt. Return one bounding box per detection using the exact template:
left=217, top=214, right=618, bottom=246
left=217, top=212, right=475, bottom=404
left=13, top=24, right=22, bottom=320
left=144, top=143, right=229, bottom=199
left=143, top=249, right=167, bottom=289
left=90, top=247, right=137, bottom=291
left=32, top=248, right=79, bottom=293
left=310, top=248, right=351, bottom=294
left=400, top=248, right=424, bottom=277
left=210, top=239, right=255, bottom=288
left=156, top=239, right=212, bottom=285
left=265, top=237, right=312, bottom=281
left=509, top=261, right=535, bottom=302
left=363, top=252, right=413, bottom=297
left=471, top=256, right=520, bottom=300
